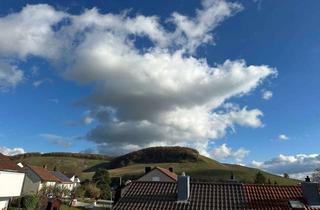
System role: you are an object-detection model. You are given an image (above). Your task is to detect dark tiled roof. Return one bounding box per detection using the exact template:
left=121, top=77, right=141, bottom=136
left=114, top=181, right=320, bottom=210
left=51, top=171, right=73, bottom=183
left=64, top=173, right=77, bottom=179
left=244, top=184, right=320, bottom=210
left=28, top=165, right=59, bottom=182
left=113, top=181, right=247, bottom=210
left=0, top=153, right=23, bottom=172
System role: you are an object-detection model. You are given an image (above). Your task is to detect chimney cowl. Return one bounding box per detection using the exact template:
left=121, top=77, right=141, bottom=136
left=305, top=176, right=311, bottom=182
left=177, top=172, right=190, bottom=203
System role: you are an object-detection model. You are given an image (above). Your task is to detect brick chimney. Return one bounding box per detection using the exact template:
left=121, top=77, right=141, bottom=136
left=177, top=172, right=190, bottom=203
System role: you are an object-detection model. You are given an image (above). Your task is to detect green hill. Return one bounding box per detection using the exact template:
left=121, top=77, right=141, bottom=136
left=12, top=147, right=299, bottom=185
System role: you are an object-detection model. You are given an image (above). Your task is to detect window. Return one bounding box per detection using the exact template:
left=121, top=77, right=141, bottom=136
left=152, top=176, right=160, bottom=181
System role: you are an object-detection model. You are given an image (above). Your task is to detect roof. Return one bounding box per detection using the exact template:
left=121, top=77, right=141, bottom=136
left=154, top=167, right=178, bottom=181
left=139, top=167, right=178, bottom=182
left=0, top=153, right=23, bottom=172
left=113, top=181, right=247, bottom=210
left=113, top=182, right=320, bottom=210
left=64, top=173, right=77, bottom=179
left=28, top=165, right=59, bottom=182
left=51, top=171, right=73, bottom=184
left=244, top=184, right=320, bottom=210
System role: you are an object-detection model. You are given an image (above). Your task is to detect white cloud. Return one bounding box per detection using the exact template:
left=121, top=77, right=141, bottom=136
left=278, top=134, right=289, bottom=141
left=0, top=4, right=64, bottom=59
left=39, top=133, right=72, bottom=147
left=262, top=90, right=273, bottom=100
left=0, top=2, right=276, bottom=155
left=211, top=143, right=249, bottom=162
left=0, top=146, right=25, bottom=156
left=0, top=60, right=24, bottom=91
left=251, top=153, right=320, bottom=179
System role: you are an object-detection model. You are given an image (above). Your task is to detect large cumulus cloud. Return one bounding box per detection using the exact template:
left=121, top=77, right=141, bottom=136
left=0, top=1, right=276, bottom=156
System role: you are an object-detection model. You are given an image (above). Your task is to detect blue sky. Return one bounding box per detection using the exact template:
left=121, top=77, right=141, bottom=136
left=0, top=0, right=320, bottom=177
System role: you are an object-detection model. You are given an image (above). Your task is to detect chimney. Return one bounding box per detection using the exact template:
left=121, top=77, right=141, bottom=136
left=177, top=172, right=190, bottom=203
left=228, top=172, right=237, bottom=183
left=145, top=166, right=151, bottom=174
left=169, top=167, right=173, bottom=173
left=301, top=178, right=320, bottom=206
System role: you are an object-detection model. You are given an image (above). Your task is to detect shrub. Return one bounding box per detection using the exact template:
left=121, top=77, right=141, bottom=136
left=23, top=194, right=39, bottom=210
left=74, top=186, right=85, bottom=198
left=85, top=184, right=101, bottom=199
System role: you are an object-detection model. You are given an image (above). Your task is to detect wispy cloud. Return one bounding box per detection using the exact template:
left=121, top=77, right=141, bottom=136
left=49, top=98, right=59, bottom=104
left=39, top=133, right=72, bottom=147
left=261, top=90, right=273, bottom=100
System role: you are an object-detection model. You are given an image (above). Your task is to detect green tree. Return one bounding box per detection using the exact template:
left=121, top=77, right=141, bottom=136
left=283, top=173, right=289, bottom=178
left=92, top=169, right=112, bottom=199
left=267, top=179, right=271, bottom=185
left=254, top=171, right=266, bottom=184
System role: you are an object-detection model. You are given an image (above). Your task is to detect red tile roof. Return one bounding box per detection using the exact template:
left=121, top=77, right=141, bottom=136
left=28, top=165, right=59, bottom=182
left=113, top=181, right=247, bottom=210
left=0, top=153, right=23, bottom=172
left=113, top=182, right=320, bottom=210
left=244, top=184, right=320, bottom=210
left=154, top=167, right=178, bottom=181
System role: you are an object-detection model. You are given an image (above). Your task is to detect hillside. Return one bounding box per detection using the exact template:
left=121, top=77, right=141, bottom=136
left=106, top=146, right=200, bottom=169
left=12, top=147, right=300, bottom=185
left=11, top=153, right=110, bottom=180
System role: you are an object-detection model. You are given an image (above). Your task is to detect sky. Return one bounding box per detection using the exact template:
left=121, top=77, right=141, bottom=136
left=0, top=0, right=320, bottom=178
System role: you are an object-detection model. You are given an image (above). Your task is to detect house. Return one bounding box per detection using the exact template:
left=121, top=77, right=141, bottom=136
left=0, top=154, right=25, bottom=210
left=114, top=173, right=320, bottom=210
left=138, top=166, right=177, bottom=182
left=51, top=171, right=74, bottom=191
left=22, top=165, right=59, bottom=195
left=65, top=173, right=81, bottom=188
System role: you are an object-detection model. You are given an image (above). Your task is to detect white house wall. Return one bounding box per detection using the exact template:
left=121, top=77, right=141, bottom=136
left=0, top=170, right=25, bottom=197
left=0, top=198, right=9, bottom=209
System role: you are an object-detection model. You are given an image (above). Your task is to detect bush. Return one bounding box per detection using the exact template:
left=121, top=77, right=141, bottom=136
left=23, top=195, right=39, bottom=210
left=74, top=186, right=85, bottom=198
left=85, top=184, right=101, bottom=199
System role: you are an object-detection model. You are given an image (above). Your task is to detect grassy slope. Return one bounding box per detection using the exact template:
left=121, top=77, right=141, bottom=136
left=15, top=156, right=106, bottom=180
left=109, top=155, right=299, bottom=185
left=15, top=151, right=299, bottom=185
